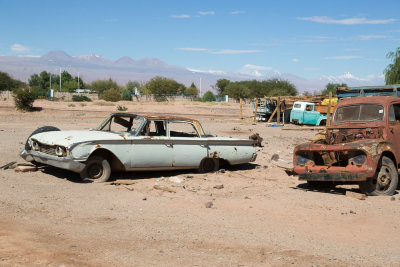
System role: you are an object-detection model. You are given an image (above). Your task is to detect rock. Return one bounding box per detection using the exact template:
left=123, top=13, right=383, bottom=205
left=263, top=165, right=268, bottom=169
left=271, top=154, right=279, bottom=161
left=184, top=175, right=194, bottom=179
left=219, top=169, right=226, bottom=173
left=142, top=197, right=147, bottom=201
left=345, top=191, right=366, bottom=200
left=205, top=202, right=213, bottom=208
left=213, top=184, right=224, bottom=189
left=168, top=176, right=184, bottom=183
left=349, top=210, right=356, bottom=214
left=391, top=196, right=396, bottom=201
left=249, top=133, right=263, bottom=147
left=153, top=185, right=176, bottom=193
left=14, top=165, right=38, bottom=172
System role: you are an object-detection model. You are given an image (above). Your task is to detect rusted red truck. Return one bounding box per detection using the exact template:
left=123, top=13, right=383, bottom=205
left=292, top=96, right=400, bottom=196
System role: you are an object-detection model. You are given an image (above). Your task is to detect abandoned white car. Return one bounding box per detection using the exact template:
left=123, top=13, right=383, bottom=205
left=20, top=113, right=258, bottom=182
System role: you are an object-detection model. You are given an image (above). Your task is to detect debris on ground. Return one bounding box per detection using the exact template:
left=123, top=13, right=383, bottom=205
left=271, top=154, right=279, bottom=161
left=345, top=191, right=366, bottom=200
left=154, top=185, right=176, bottom=193
left=123, top=185, right=134, bottom=191
left=213, top=184, right=224, bottom=189
left=218, top=169, right=226, bottom=173
left=184, top=175, right=194, bottom=179
left=142, top=197, right=147, bottom=200
left=233, top=126, right=241, bottom=131
left=168, top=176, right=184, bottom=183
left=265, top=123, right=283, bottom=127
left=0, top=161, right=17, bottom=170
left=205, top=202, right=213, bottom=208
left=14, top=165, right=38, bottom=172
left=249, top=133, right=263, bottom=147
left=104, top=180, right=136, bottom=186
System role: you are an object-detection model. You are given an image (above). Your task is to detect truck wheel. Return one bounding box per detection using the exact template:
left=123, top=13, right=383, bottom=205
left=359, top=156, right=398, bottom=196
left=80, top=156, right=111, bottom=183
left=198, top=158, right=219, bottom=173
left=24, top=126, right=60, bottom=151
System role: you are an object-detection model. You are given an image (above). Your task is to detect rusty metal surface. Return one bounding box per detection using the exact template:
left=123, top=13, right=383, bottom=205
left=292, top=96, right=400, bottom=183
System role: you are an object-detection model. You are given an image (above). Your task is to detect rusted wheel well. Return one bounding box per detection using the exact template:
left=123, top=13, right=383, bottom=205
left=88, top=149, right=125, bottom=172
left=381, top=151, right=397, bottom=168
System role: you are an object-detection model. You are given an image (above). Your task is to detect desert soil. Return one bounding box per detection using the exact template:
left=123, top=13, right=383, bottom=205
left=1, top=99, right=400, bottom=266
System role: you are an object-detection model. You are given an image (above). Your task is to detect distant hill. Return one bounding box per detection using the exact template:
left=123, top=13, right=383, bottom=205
left=0, top=50, right=384, bottom=93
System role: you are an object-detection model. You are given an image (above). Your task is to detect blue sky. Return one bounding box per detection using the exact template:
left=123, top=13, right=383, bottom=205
left=1, top=0, right=400, bottom=80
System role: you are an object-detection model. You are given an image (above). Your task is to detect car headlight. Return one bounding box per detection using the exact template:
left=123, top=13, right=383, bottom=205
left=348, top=152, right=366, bottom=165
left=32, top=141, right=40, bottom=151
left=296, top=152, right=313, bottom=166
left=55, top=146, right=67, bottom=157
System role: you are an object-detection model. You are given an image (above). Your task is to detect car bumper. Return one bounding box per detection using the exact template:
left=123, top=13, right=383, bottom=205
left=294, top=165, right=373, bottom=182
left=20, top=150, right=85, bottom=173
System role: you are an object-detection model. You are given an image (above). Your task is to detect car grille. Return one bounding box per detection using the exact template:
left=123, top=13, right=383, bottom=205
left=39, top=144, right=57, bottom=156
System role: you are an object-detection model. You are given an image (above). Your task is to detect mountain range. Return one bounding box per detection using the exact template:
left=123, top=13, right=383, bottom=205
left=0, top=50, right=384, bottom=93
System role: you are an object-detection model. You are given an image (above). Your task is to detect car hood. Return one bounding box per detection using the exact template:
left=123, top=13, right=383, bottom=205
left=30, top=130, right=127, bottom=147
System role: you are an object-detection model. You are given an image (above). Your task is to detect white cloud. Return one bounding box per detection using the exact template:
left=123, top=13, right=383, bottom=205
left=240, top=64, right=273, bottom=77
left=212, top=49, right=263, bottom=55
left=177, top=47, right=208, bottom=51
left=11, top=43, right=30, bottom=53
left=292, top=58, right=299, bottom=62
left=297, top=16, right=397, bottom=25
left=171, top=14, right=190, bottom=19
left=198, top=11, right=215, bottom=16
left=187, top=67, right=227, bottom=75
left=231, top=10, right=245, bottom=15
left=324, top=56, right=362, bottom=60
left=358, top=35, right=388, bottom=40
left=242, top=64, right=272, bottom=71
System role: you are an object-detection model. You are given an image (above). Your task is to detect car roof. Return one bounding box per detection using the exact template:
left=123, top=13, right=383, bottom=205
left=111, top=113, right=199, bottom=122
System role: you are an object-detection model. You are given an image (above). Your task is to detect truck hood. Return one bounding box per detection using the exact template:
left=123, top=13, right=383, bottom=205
left=30, top=130, right=127, bottom=147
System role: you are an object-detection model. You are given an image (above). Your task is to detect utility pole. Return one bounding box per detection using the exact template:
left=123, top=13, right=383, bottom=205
left=59, top=68, right=61, bottom=92
left=78, top=72, right=80, bottom=90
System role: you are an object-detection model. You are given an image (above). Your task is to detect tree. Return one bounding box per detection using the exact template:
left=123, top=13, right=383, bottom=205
left=101, top=88, right=121, bottom=102
left=202, top=91, right=216, bottom=102
left=0, top=72, right=24, bottom=91
left=385, top=47, right=400, bottom=84
left=145, top=76, right=180, bottom=96
left=321, top=83, right=347, bottom=96
left=185, top=82, right=198, bottom=96
left=90, top=78, right=119, bottom=94
left=224, top=83, right=250, bottom=100
left=216, top=79, right=230, bottom=95
left=126, top=80, right=141, bottom=93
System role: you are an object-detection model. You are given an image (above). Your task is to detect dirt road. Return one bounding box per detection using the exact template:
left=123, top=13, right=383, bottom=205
left=1, top=99, right=399, bottom=266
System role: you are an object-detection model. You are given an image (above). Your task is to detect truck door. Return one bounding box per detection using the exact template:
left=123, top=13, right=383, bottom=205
left=388, top=104, right=400, bottom=161
left=303, top=104, right=318, bottom=125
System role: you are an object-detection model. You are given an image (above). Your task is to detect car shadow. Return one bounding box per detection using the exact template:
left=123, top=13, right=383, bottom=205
left=40, top=163, right=259, bottom=183
left=292, top=182, right=398, bottom=196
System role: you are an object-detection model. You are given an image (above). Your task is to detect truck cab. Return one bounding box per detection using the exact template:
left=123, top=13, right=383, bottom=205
left=290, top=102, right=327, bottom=126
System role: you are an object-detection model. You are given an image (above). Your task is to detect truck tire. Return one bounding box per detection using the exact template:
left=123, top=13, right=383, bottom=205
left=198, top=158, right=219, bottom=173
left=359, top=156, right=398, bottom=196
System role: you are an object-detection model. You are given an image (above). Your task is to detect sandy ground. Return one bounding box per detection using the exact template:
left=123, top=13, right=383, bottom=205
left=1, top=99, right=400, bottom=266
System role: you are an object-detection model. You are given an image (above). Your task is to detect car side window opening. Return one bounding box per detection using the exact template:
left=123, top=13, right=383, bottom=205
left=169, top=121, right=199, bottom=137
left=140, top=120, right=166, bottom=136
left=389, top=104, right=400, bottom=123
left=306, top=105, right=313, bottom=111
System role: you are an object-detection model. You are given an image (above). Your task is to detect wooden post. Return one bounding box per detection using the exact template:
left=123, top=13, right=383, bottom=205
left=277, top=97, right=281, bottom=123
left=254, top=98, right=258, bottom=122
left=267, top=103, right=280, bottom=123
left=327, top=92, right=332, bottom=128
left=240, top=98, right=243, bottom=119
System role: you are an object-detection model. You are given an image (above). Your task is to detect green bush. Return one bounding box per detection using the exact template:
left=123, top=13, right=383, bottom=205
left=12, top=87, right=36, bottom=111
left=202, top=91, right=216, bottom=102
left=72, top=95, right=92, bottom=102
left=121, top=90, right=132, bottom=101
left=117, top=105, right=128, bottom=111
left=155, top=95, right=167, bottom=102
left=101, top=88, right=121, bottom=102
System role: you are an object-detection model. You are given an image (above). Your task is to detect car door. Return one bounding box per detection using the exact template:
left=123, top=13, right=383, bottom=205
left=130, top=120, right=173, bottom=169
left=168, top=120, right=208, bottom=168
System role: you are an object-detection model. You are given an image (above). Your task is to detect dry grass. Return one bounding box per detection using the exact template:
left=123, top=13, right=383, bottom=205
left=93, top=100, right=115, bottom=106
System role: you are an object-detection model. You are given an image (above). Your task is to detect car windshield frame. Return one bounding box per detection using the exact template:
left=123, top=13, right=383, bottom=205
left=95, top=114, right=145, bottom=134
left=333, top=104, right=385, bottom=123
